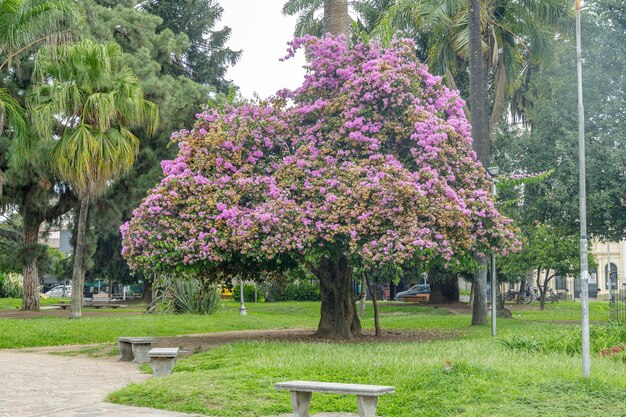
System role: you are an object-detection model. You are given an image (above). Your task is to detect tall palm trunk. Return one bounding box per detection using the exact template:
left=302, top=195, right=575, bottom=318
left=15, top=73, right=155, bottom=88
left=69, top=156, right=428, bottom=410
left=469, top=0, right=489, bottom=325
left=324, top=0, right=349, bottom=35
left=21, top=213, right=42, bottom=311
left=69, top=197, right=89, bottom=319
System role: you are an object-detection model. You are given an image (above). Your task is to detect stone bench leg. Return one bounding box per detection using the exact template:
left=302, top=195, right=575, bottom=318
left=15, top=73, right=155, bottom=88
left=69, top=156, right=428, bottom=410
left=290, top=391, right=312, bottom=417
left=357, top=395, right=378, bottom=417
left=118, top=341, right=133, bottom=361
left=150, top=357, right=177, bottom=377
left=131, top=343, right=152, bottom=364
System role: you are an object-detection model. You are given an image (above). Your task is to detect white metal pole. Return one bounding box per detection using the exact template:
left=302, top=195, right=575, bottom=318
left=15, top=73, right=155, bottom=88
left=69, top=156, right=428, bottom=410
left=575, top=0, right=590, bottom=379
left=606, top=240, right=613, bottom=304
left=239, top=279, right=247, bottom=315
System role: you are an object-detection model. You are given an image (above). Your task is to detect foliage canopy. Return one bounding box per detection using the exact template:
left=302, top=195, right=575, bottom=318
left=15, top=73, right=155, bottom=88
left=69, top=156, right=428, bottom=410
left=122, top=36, right=519, bottom=277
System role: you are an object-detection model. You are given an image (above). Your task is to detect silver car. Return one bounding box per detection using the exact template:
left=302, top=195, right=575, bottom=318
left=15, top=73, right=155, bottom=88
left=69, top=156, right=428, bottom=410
left=394, top=284, right=431, bottom=301
left=44, top=285, right=72, bottom=298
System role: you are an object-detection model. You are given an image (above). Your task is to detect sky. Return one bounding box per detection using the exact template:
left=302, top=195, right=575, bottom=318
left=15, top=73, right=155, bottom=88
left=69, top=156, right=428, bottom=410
left=220, top=0, right=307, bottom=99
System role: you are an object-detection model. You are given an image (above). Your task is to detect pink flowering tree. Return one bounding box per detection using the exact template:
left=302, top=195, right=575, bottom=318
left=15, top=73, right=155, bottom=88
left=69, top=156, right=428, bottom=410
left=122, top=36, right=520, bottom=339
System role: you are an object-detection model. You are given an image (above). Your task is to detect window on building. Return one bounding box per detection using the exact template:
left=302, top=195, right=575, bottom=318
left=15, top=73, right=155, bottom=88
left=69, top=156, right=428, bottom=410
left=555, top=276, right=567, bottom=290
left=605, top=263, right=618, bottom=290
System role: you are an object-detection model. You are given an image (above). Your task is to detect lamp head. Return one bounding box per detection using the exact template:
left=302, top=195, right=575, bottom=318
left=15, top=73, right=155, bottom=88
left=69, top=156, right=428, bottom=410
left=487, top=166, right=500, bottom=177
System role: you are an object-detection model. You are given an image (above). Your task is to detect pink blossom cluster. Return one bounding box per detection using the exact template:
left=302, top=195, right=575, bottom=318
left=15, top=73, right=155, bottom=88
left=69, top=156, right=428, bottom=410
left=121, top=36, right=520, bottom=273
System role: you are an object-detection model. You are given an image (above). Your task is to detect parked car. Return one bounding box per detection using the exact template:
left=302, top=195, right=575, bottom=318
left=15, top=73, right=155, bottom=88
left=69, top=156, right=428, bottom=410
left=394, top=284, right=431, bottom=301
left=44, top=285, right=72, bottom=298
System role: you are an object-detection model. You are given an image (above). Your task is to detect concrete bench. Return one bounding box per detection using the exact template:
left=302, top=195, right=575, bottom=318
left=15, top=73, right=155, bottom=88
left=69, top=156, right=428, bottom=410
left=148, top=348, right=180, bottom=377
left=89, top=303, right=127, bottom=309
left=401, top=294, right=430, bottom=303
left=275, top=381, right=395, bottom=417
left=117, top=337, right=156, bottom=363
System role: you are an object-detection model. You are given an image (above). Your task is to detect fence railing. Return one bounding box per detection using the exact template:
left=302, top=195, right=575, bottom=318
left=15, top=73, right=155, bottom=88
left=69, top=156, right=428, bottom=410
left=608, top=272, right=625, bottom=322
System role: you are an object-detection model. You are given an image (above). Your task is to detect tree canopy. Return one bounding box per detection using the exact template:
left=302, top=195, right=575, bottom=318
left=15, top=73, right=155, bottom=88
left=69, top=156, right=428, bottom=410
left=141, top=0, right=241, bottom=91
left=122, top=36, right=519, bottom=337
left=493, top=0, right=626, bottom=241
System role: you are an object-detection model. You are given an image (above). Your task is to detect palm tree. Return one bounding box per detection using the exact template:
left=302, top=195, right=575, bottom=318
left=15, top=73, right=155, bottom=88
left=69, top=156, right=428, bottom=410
left=324, top=0, right=350, bottom=35
left=468, top=0, right=489, bottom=325
left=0, top=0, right=78, bottom=310
left=28, top=40, right=158, bottom=319
left=376, top=0, right=571, bottom=127
left=0, top=89, right=27, bottom=197
left=283, top=0, right=355, bottom=36
left=0, top=0, right=78, bottom=195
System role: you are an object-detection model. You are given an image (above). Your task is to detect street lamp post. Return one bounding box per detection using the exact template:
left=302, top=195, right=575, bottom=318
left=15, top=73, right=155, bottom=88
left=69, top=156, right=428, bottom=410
left=575, top=0, right=590, bottom=379
left=239, top=279, right=247, bottom=316
left=606, top=239, right=613, bottom=304
left=487, top=166, right=500, bottom=337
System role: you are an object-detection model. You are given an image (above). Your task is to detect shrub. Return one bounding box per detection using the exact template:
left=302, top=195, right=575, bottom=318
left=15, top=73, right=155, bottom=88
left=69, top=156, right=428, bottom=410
left=263, top=281, right=321, bottom=302
left=162, top=277, right=222, bottom=315
left=284, top=282, right=321, bottom=301
left=232, top=283, right=259, bottom=303
left=0, top=273, right=24, bottom=298
left=500, top=322, right=626, bottom=359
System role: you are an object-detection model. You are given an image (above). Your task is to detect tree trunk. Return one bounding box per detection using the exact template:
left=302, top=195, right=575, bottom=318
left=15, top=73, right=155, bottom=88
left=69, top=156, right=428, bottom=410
left=518, top=270, right=533, bottom=303
left=69, top=197, right=89, bottom=319
left=358, top=274, right=366, bottom=317
left=468, top=0, right=490, bottom=326
left=537, top=269, right=550, bottom=311
left=21, top=216, right=42, bottom=311
left=314, top=255, right=361, bottom=339
left=364, top=274, right=381, bottom=337
left=324, top=0, right=349, bottom=36
left=468, top=0, right=490, bottom=168
left=143, top=278, right=153, bottom=305
left=472, top=256, right=488, bottom=325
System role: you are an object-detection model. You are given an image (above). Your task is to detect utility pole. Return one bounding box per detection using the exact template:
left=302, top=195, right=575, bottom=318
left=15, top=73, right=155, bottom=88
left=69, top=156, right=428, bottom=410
left=575, top=0, right=590, bottom=379
left=239, top=279, right=247, bottom=316
left=606, top=239, right=613, bottom=305
left=487, top=167, right=500, bottom=337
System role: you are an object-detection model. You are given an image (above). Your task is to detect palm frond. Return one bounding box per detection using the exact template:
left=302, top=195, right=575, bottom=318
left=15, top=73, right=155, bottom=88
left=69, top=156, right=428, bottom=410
left=282, top=0, right=323, bottom=16
left=0, top=0, right=79, bottom=70
left=0, top=87, right=27, bottom=141
left=29, top=40, right=156, bottom=198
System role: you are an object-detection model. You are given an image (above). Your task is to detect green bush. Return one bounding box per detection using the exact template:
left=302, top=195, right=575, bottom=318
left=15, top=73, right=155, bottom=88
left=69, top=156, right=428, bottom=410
left=500, top=322, right=626, bottom=358
left=284, top=281, right=321, bottom=301
left=0, top=273, right=23, bottom=298
left=163, top=278, right=222, bottom=315
left=264, top=281, right=321, bottom=302
left=232, top=283, right=259, bottom=303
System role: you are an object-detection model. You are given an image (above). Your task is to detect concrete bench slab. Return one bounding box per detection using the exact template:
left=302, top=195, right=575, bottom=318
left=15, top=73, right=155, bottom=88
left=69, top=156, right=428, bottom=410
left=148, top=348, right=180, bottom=377
left=275, top=381, right=395, bottom=417
left=117, top=337, right=156, bottom=363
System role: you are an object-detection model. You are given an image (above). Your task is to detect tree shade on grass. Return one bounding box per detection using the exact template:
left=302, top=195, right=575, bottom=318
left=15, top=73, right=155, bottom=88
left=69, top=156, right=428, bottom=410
left=122, top=36, right=519, bottom=339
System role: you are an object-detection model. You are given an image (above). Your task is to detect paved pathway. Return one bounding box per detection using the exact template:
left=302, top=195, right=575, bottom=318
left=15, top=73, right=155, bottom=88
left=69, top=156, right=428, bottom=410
left=0, top=350, right=202, bottom=417
left=0, top=350, right=364, bottom=417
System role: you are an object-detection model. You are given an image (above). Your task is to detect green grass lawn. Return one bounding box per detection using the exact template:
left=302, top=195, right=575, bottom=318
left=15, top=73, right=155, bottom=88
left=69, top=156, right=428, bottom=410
left=110, top=338, right=625, bottom=417
left=0, top=297, right=75, bottom=309
left=2, top=297, right=624, bottom=416
left=0, top=299, right=617, bottom=348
